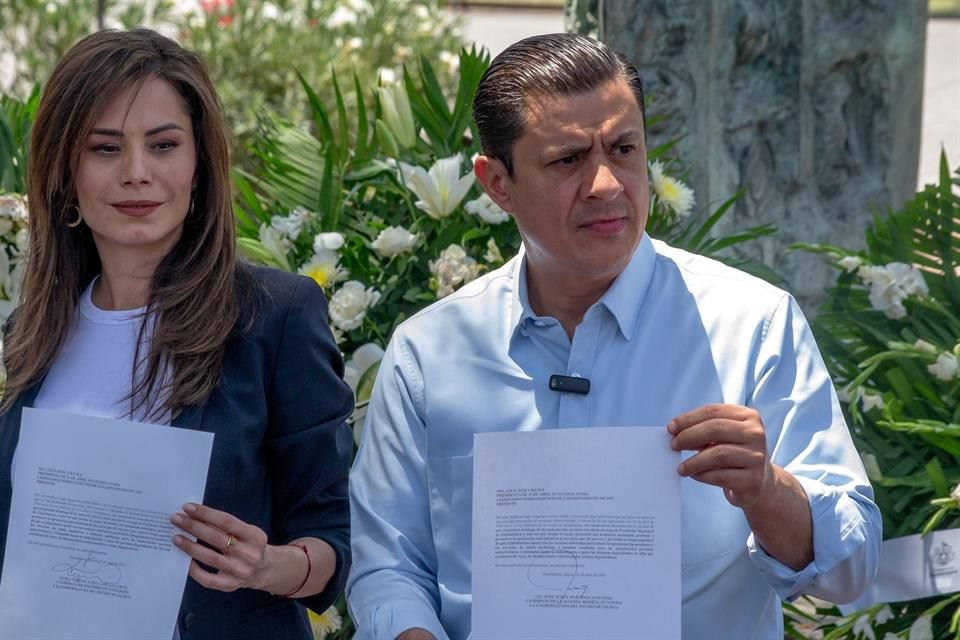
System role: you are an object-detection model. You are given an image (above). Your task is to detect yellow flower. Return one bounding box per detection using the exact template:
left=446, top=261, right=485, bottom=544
left=308, top=605, right=343, bottom=639
left=299, top=250, right=347, bottom=289
left=649, top=160, right=695, bottom=217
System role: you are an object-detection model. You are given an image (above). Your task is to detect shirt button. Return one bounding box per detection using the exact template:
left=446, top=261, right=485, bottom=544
left=182, top=611, right=196, bottom=630
left=534, top=320, right=547, bottom=327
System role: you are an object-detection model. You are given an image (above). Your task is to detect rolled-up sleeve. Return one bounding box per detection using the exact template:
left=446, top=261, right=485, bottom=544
left=266, top=277, right=355, bottom=614
left=348, top=336, right=449, bottom=640
left=746, top=294, right=881, bottom=603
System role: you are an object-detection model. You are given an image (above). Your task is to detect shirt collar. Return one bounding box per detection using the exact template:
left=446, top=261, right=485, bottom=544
left=597, top=233, right=657, bottom=341
left=508, top=233, right=657, bottom=342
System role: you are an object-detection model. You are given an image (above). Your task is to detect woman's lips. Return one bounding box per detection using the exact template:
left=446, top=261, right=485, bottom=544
left=111, top=201, right=161, bottom=217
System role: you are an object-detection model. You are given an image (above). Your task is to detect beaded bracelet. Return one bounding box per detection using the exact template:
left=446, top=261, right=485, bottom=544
left=280, top=544, right=311, bottom=598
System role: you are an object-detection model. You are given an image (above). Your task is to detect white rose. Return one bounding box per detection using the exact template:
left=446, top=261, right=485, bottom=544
left=313, top=231, right=345, bottom=253
left=371, top=226, right=418, bottom=257
left=484, top=237, right=503, bottom=264
left=928, top=352, right=959, bottom=381
left=464, top=193, right=509, bottom=225
left=429, top=244, right=482, bottom=298
left=14, top=228, right=28, bottom=254
left=0, top=194, right=27, bottom=221
left=328, top=281, right=380, bottom=331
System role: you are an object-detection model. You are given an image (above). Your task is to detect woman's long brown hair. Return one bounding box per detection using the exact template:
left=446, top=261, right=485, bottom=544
left=2, top=28, right=245, bottom=419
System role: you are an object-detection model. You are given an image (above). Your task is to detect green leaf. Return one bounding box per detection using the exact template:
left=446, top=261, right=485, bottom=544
left=927, top=458, right=951, bottom=497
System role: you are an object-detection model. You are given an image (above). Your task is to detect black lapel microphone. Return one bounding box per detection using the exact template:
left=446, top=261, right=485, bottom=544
left=548, top=374, right=591, bottom=395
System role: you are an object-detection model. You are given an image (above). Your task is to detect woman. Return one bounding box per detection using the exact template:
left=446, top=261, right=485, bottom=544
left=0, top=29, right=353, bottom=639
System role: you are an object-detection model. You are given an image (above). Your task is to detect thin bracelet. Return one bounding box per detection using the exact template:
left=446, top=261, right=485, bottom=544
left=280, top=544, right=311, bottom=598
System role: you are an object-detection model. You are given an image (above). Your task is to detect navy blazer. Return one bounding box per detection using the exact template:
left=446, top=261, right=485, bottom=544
left=0, top=265, right=355, bottom=640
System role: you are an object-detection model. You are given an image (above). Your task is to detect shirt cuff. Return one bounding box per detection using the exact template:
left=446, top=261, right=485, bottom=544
left=370, top=599, right=451, bottom=640
left=746, top=475, right=867, bottom=601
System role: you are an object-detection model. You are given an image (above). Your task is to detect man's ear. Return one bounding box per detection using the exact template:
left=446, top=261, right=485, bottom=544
left=474, top=155, right=514, bottom=214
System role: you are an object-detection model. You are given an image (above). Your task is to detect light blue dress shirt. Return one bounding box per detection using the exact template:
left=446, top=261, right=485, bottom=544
left=348, top=234, right=881, bottom=640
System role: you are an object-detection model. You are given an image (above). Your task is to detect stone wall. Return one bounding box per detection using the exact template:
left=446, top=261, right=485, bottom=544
left=568, top=0, right=927, bottom=310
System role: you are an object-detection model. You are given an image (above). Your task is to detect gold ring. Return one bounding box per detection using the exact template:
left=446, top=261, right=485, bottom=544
left=224, top=534, right=236, bottom=552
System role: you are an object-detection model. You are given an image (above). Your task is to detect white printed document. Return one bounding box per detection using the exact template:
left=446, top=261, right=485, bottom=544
left=0, top=407, right=214, bottom=639
left=471, top=427, right=681, bottom=640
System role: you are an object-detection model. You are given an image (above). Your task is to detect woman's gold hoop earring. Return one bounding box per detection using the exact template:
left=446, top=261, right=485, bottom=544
left=66, top=205, right=83, bottom=228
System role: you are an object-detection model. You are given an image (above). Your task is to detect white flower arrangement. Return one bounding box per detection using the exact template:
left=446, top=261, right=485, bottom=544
left=328, top=281, right=380, bottom=331
left=308, top=605, right=344, bottom=639
left=343, top=342, right=386, bottom=445
left=371, top=226, right=418, bottom=257
left=464, top=193, right=509, bottom=225
left=430, top=244, right=482, bottom=298
left=857, top=262, right=929, bottom=319
left=0, top=194, right=29, bottom=322
left=299, top=250, right=348, bottom=289
left=396, top=155, right=475, bottom=220
left=928, top=351, right=959, bottom=381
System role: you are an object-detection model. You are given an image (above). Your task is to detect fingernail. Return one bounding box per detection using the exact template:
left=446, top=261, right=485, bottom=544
left=183, top=503, right=196, bottom=513
left=171, top=513, right=183, bottom=525
left=666, top=421, right=677, bottom=434
left=172, top=534, right=183, bottom=544
left=677, top=463, right=686, bottom=476
left=670, top=437, right=679, bottom=450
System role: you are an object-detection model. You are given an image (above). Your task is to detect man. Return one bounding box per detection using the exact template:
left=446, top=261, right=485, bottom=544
left=348, top=33, right=880, bottom=640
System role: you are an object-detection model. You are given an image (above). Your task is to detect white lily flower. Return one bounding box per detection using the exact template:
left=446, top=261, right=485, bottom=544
left=378, top=83, right=417, bottom=149
left=852, top=614, right=876, bottom=640
left=929, top=352, right=960, bottom=381
left=860, top=391, right=884, bottom=413
left=398, top=156, right=475, bottom=220
left=269, top=206, right=310, bottom=242
left=258, top=226, right=292, bottom=271
left=858, top=262, right=929, bottom=319
left=874, top=605, right=894, bottom=625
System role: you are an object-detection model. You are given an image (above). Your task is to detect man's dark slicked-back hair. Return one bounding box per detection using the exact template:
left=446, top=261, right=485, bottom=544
left=472, top=32, right=646, bottom=176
